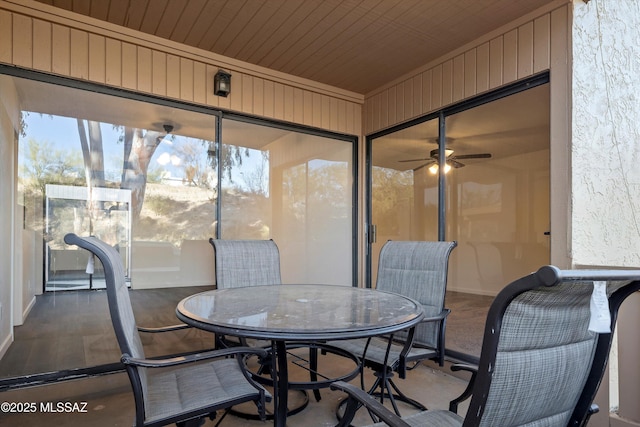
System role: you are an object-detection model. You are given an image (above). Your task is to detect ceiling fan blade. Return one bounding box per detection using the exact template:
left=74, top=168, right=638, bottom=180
left=448, top=159, right=465, bottom=168
left=451, top=153, right=492, bottom=160
left=412, top=160, right=435, bottom=171
left=398, top=157, right=432, bottom=163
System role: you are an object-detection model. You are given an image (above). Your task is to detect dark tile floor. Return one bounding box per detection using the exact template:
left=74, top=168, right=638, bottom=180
left=0, top=287, right=491, bottom=426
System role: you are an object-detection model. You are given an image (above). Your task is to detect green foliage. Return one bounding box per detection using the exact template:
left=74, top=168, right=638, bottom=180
left=19, top=138, right=84, bottom=194
left=209, top=143, right=250, bottom=182
left=146, top=166, right=164, bottom=183
left=144, top=194, right=175, bottom=217
left=371, top=166, right=414, bottom=234
left=19, top=111, right=28, bottom=137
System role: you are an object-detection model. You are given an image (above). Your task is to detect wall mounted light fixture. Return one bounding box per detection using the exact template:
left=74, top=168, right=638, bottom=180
left=214, top=69, right=231, bottom=97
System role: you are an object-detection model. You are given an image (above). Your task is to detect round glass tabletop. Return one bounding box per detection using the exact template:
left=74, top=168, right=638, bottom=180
left=177, top=284, right=424, bottom=341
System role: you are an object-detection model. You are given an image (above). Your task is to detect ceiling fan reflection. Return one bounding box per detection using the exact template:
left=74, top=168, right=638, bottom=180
left=400, top=148, right=491, bottom=172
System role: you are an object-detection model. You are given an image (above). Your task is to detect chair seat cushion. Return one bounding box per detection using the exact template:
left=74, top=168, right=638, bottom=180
left=330, top=337, right=436, bottom=368
left=365, top=409, right=463, bottom=427
left=144, top=358, right=268, bottom=423
left=332, top=338, right=400, bottom=366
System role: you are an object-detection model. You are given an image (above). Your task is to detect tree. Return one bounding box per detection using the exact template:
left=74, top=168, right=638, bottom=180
left=172, top=138, right=215, bottom=188
left=371, top=166, right=414, bottom=234
left=119, top=127, right=164, bottom=220
left=209, top=143, right=250, bottom=182
left=239, top=151, right=269, bottom=196
left=77, top=120, right=163, bottom=222
left=76, top=120, right=252, bottom=224
left=19, top=138, right=82, bottom=193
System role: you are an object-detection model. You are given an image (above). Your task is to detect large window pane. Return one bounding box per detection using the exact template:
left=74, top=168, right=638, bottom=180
left=446, top=84, right=550, bottom=296
left=367, top=82, right=550, bottom=359
left=220, top=118, right=354, bottom=285
left=370, top=119, right=439, bottom=285
left=3, top=72, right=357, bottom=384
left=444, top=85, right=550, bottom=358
left=13, top=76, right=218, bottom=291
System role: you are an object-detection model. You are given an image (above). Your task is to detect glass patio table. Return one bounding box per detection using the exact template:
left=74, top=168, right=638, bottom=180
left=176, top=284, right=425, bottom=427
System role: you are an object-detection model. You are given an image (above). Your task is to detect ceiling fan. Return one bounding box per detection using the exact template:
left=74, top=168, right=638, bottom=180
left=399, top=140, right=492, bottom=172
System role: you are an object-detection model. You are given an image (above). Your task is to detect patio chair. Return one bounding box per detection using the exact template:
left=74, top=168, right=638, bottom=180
left=64, top=233, right=270, bottom=427
left=209, top=238, right=322, bottom=406
left=329, top=240, right=456, bottom=415
left=210, top=238, right=282, bottom=289
left=209, top=238, right=281, bottom=350
left=331, top=265, right=640, bottom=427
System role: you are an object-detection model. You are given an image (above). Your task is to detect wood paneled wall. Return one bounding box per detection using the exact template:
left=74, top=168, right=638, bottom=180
left=364, top=4, right=567, bottom=135
left=0, top=3, right=363, bottom=137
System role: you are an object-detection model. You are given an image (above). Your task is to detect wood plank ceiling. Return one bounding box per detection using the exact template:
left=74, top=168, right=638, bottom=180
left=33, top=0, right=557, bottom=95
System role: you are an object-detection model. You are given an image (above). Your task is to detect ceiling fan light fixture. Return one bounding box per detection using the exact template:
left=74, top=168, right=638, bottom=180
left=429, top=162, right=451, bottom=175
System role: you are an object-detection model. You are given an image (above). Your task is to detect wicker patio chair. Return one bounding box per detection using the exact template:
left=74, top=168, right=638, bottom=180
left=64, top=233, right=270, bottom=427
left=331, top=265, right=640, bottom=427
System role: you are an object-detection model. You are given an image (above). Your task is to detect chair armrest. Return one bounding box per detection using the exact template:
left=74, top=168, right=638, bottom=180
left=451, top=363, right=477, bottom=373
left=399, top=308, right=451, bottom=373
left=448, top=363, right=478, bottom=413
left=330, top=381, right=411, bottom=427
left=421, top=308, right=450, bottom=324
left=137, top=323, right=191, bottom=333
left=122, top=346, right=269, bottom=368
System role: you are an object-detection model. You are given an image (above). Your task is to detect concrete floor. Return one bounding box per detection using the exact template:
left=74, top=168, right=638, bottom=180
left=0, top=353, right=470, bottom=426
left=0, top=286, right=483, bottom=426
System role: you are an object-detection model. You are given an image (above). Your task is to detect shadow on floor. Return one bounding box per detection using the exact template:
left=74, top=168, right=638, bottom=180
left=0, top=353, right=471, bottom=426
left=0, top=286, right=487, bottom=426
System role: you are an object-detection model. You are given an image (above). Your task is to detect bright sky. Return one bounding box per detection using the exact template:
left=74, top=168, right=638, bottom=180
left=22, top=113, right=200, bottom=181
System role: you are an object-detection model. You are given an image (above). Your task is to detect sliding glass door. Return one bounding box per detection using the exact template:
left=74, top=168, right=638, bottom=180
left=15, top=77, right=218, bottom=290
left=8, top=71, right=356, bottom=292
left=3, top=68, right=357, bottom=384
left=368, top=81, right=550, bottom=294
left=368, top=118, right=439, bottom=284
left=445, top=85, right=550, bottom=295
left=219, top=117, right=355, bottom=285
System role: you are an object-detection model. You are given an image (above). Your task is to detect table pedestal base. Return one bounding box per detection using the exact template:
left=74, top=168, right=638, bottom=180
left=249, top=341, right=360, bottom=427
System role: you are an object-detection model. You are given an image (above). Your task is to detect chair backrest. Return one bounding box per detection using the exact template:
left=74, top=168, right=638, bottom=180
left=64, top=233, right=151, bottom=404
left=209, top=238, right=282, bottom=288
left=465, top=266, right=640, bottom=427
left=376, top=240, right=456, bottom=347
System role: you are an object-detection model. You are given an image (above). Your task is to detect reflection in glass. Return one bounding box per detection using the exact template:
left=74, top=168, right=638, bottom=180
left=368, top=84, right=550, bottom=358
left=17, top=94, right=218, bottom=290
left=370, top=119, right=439, bottom=285
left=181, top=285, right=421, bottom=333
left=220, top=119, right=353, bottom=285
left=446, top=84, right=550, bottom=296
left=4, top=72, right=356, bottom=383
left=45, top=184, right=131, bottom=290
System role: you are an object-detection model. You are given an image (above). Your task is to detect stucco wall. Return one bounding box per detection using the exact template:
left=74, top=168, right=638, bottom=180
left=571, top=0, right=640, bottom=268
left=572, top=3, right=640, bottom=426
